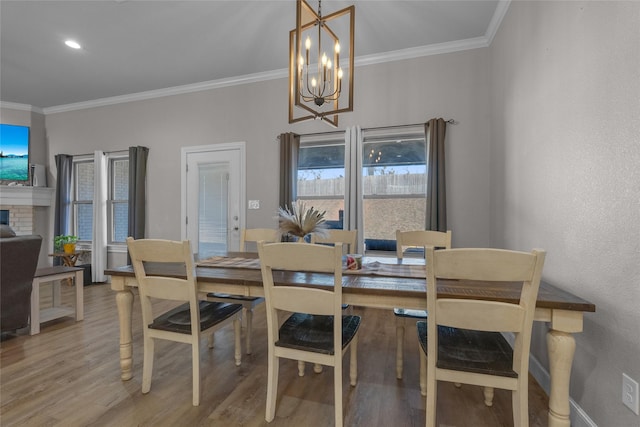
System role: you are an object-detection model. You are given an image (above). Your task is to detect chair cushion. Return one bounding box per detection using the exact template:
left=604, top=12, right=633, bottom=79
left=393, top=308, right=427, bottom=318
left=206, top=292, right=264, bottom=302
left=416, top=320, right=517, bottom=378
left=277, top=313, right=361, bottom=355
left=150, top=301, right=242, bottom=334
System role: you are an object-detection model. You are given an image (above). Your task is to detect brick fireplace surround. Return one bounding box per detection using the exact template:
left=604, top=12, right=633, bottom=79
left=0, top=186, right=54, bottom=235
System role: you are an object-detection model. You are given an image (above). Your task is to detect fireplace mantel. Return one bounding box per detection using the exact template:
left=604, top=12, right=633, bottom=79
left=0, top=186, right=55, bottom=207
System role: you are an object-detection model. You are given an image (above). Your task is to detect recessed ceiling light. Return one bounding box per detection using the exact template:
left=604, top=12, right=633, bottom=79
left=65, top=40, right=81, bottom=49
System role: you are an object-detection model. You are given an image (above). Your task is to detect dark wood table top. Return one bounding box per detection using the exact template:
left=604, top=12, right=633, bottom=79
left=105, top=254, right=595, bottom=313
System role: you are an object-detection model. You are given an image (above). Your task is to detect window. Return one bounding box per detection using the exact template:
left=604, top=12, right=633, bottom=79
left=72, top=152, right=129, bottom=245
left=296, top=126, right=427, bottom=253
left=297, top=134, right=346, bottom=229
left=361, top=128, right=427, bottom=251
left=109, top=156, right=129, bottom=243
left=73, top=159, right=94, bottom=242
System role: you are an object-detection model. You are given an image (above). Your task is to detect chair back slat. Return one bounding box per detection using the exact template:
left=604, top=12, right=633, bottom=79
left=396, top=230, right=452, bottom=259
left=433, top=248, right=537, bottom=281
left=260, top=242, right=341, bottom=273
left=311, top=230, right=357, bottom=254
left=241, top=228, right=279, bottom=251
left=437, top=300, right=525, bottom=332
left=270, top=287, right=335, bottom=315
left=140, top=277, right=192, bottom=301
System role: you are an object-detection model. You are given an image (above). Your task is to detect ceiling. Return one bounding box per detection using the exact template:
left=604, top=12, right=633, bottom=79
left=0, top=1, right=503, bottom=112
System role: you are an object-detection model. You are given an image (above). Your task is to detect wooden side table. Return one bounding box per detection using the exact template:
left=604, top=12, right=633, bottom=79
left=30, top=266, right=84, bottom=335
left=49, top=251, right=86, bottom=267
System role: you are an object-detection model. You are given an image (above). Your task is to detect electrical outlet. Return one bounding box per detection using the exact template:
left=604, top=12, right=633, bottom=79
left=623, top=373, right=639, bottom=415
left=248, top=200, right=260, bottom=210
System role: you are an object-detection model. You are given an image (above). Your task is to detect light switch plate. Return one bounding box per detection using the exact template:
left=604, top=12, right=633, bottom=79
left=623, top=373, right=639, bottom=415
left=248, top=200, right=260, bottom=210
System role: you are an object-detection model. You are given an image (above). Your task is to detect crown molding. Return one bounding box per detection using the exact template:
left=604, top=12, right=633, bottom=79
left=42, top=69, right=285, bottom=115
left=0, top=101, right=44, bottom=114
left=37, top=2, right=511, bottom=116
left=485, top=0, right=511, bottom=45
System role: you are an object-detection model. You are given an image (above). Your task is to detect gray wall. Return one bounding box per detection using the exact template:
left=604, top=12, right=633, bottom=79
left=490, top=2, right=640, bottom=426
left=44, top=47, right=492, bottom=267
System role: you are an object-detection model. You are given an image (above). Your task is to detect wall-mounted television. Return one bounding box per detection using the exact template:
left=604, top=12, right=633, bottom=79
left=0, top=124, right=30, bottom=183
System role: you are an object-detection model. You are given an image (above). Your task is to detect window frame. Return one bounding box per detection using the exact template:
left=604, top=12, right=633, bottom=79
left=107, top=152, right=129, bottom=245
left=72, top=156, right=95, bottom=244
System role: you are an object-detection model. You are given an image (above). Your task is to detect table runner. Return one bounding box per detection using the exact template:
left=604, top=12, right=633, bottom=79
left=197, top=256, right=426, bottom=279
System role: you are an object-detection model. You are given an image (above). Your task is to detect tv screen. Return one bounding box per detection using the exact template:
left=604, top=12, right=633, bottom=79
left=0, top=124, right=30, bottom=182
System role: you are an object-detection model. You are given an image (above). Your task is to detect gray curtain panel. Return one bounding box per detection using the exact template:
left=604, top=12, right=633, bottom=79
left=279, top=132, right=300, bottom=242
left=128, top=146, right=149, bottom=241
left=278, top=132, right=300, bottom=209
left=425, top=118, right=447, bottom=232
left=54, top=154, right=73, bottom=266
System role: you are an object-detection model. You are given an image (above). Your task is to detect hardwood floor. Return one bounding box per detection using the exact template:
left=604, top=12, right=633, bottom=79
left=1, top=283, right=549, bottom=426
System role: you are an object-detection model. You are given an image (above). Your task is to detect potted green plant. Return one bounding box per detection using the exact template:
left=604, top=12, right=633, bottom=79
left=54, top=235, right=78, bottom=254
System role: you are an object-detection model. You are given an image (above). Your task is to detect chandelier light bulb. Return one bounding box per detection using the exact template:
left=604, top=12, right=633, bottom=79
left=321, top=53, right=327, bottom=66
left=305, top=36, right=311, bottom=50
left=327, top=59, right=332, bottom=69
left=335, top=42, right=340, bottom=53
left=311, top=77, right=317, bottom=87
left=338, top=68, right=344, bottom=79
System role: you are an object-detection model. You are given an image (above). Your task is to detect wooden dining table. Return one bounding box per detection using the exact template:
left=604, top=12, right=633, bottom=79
left=106, top=253, right=595, bottom=427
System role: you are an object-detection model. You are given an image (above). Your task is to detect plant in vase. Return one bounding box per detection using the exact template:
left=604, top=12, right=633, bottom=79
left=54, top=235, right=79, bottom=254
left=278, top=201, right=329, bottom=242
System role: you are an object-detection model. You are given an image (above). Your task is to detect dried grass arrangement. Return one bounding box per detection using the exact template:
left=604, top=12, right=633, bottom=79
left=278, top=201, right=329, bottom=240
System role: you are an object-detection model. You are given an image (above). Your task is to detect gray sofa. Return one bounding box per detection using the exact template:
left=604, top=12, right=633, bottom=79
left=0, top=225, right=42, bottom=334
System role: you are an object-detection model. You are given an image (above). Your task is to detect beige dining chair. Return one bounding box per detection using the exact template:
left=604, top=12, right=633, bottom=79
left=394, top=229, right=452, bottom=379
left=206, top=228, right=278, bottom=354
left=257, top=241, right=361, bottom=427
left=126, top=237, right=242, bottom=406
left=310, top=229, right=358, bottom=254
left=418, top=247, right=545, bottom=427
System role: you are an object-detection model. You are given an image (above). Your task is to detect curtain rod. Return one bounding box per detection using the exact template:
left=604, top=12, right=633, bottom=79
left=282, top=118, right=457, bottom=140
left=72, top=149, right=129, bottom=158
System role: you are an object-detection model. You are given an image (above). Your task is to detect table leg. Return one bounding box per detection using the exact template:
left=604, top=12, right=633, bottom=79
left=74, top=270, right=84, bottom=321
left=116, top=289, right=134, bottom=381
left=52, top=281, right=61, bottom=307
left=30, top=277, right=41, bottom=335
left=546, top=329, right=576, bottom=427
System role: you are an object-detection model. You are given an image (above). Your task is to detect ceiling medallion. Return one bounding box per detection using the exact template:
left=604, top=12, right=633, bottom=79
left=289, top=0, right=354, bottom=127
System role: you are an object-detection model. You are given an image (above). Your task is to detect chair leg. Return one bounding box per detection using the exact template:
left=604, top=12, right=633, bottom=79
left=245, top=307, right=253, bottom=354
left=396, top=316, right=405, bottom=379
left=298, top=360, right=305, bottom=377
left=142, top=335, right=154, bottom=394
left=513, top=380, right=528, bottom=427
left=208, top=333, right=214, bottom=349
left=425, top=365, right=437, bottom=427
left=192, top=339, right=201, bottom=406
left=334, top=354, right=343, bottom=427
left=314, top=363, right=323, bottom=373
left=349, top=335, right=358, bottom=386
left=265, top=353, right=279, bottom=422
left=419, top=347, right=427, bottom=396
left=483, top=386, right=494, bottom=407
left=234, top=317, right=242, bottom=366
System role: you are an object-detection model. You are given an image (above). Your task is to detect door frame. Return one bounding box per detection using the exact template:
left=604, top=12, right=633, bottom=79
left=180, top=142, right=246, bottom=248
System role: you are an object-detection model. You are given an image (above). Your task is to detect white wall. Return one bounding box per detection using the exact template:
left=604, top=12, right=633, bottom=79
left=43, top=47, right=492, bottom=267
left=490, top=2, right=640, bottom=425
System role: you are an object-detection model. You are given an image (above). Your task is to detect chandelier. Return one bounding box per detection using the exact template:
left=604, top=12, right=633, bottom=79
left=289, top=0, right=354, bottom=127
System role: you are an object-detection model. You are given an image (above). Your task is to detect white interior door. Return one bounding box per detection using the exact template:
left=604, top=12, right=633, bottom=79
left=182, top=143, right=245, bottom=258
